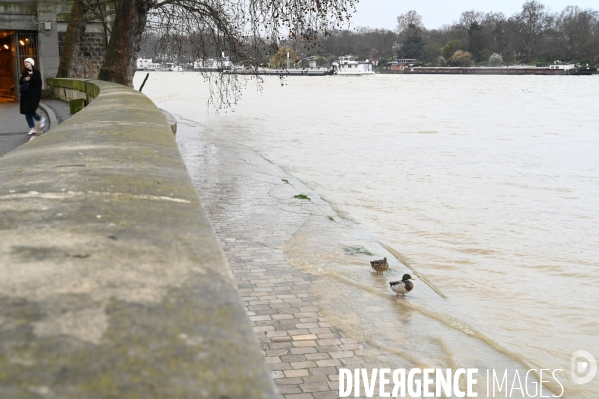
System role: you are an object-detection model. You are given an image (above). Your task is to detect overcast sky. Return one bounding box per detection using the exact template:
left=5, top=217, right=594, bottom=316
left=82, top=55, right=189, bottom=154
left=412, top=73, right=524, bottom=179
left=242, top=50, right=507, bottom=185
left=350, top=0, right=599, bottom=30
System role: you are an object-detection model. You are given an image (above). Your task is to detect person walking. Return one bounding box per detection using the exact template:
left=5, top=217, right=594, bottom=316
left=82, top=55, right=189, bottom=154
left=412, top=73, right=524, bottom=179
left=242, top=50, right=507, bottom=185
left=19, top=58, right=45, bottom=136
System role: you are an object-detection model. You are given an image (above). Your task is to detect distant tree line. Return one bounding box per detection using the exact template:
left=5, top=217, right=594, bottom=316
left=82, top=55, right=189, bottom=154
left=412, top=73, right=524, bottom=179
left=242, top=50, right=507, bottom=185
left=136, top=0, right=598, bottom=68
left=269, top=0, right=599, bottom=66
left=139, top=27, right=398, bottom=68
left=402, top=1, right=599, bottom=66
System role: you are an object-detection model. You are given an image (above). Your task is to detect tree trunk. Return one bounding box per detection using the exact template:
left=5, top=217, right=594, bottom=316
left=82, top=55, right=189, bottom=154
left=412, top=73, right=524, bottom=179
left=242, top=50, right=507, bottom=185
left=97, top=0, right=148, bottom=87
left=56, top=0, right=88, bottom=78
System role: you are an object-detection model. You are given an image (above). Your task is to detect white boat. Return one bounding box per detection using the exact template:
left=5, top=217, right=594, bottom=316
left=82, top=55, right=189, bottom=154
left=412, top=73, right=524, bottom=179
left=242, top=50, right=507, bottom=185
left=146, top=63, right=161, bottom=71
left=331, top=56, right=374, bottom=75
left=136, top=58, right=152, bottom=70
left=193, top=57, right=231, bottom=71
left=548, top=61, right=597, bottom=75
left=548, top=61, right=576, bottom=71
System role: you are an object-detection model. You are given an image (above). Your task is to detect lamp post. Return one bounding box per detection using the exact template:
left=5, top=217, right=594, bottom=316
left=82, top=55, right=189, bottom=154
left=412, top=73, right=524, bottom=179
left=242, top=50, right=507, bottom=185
left=287, top=51, right=289, bottom=70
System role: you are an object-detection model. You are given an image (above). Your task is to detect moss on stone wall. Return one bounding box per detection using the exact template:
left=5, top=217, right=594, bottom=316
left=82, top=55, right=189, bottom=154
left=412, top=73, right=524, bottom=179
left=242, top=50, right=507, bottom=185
left=52, top=78, right=89, bottom=91
left=0, top=2, right=37, bottom=14
left=40, top=89, right=53, bottom=99
left=69, top=98, right=86, bottom=114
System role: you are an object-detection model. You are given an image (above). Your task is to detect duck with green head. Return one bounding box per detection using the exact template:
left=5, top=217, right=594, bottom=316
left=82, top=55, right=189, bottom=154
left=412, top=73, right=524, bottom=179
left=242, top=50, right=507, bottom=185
left=389, top=274, right=414, bottom=297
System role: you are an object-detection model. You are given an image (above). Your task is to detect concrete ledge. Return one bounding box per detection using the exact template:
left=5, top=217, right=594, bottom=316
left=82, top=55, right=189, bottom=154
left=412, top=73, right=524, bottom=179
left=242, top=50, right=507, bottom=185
left=69, top=97, right=86, bottom=114
left=52, top=78, right=99, bottom=106
left=0, top=80, right=277, bottom=398
left=38, top=101, right=59, bottom=130
left=161, top=108, right=177, bottom=136
left=52, top=79, right=177, bottom=135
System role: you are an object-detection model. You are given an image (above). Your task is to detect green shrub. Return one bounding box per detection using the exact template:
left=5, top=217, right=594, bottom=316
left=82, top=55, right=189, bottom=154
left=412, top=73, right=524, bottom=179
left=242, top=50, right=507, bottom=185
left=450, top=50, right=473, bottom=67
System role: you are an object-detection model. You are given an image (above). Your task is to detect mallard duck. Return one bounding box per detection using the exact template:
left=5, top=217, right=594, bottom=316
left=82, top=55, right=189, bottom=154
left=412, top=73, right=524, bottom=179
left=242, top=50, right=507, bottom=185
left=389, top=274, right=414, bottom=297
left=370, top=257, right=389, bottom=273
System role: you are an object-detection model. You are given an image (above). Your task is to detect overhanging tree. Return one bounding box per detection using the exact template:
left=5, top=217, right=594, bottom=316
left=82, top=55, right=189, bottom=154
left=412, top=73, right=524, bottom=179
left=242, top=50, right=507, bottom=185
left=88, top=0, right=357, bottom=91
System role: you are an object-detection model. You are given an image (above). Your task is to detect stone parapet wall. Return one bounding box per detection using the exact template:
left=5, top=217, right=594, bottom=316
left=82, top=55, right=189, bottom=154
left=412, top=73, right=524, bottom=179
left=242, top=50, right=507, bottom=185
left=0, top=79, right=277, bottom=399
left=51, top=77, right=99, bottom=104
left=0, top=1, right=38, bottom=30
left=0, top=1, right=37, bottom=16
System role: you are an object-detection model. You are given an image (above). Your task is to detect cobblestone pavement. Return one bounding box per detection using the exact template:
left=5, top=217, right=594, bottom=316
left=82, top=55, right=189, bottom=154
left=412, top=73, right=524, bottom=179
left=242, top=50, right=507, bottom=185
left=177, top=124, right=387, bottom=399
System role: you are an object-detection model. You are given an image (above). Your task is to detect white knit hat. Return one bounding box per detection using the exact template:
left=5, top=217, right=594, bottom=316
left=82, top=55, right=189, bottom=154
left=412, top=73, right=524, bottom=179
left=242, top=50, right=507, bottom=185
left=24, top=58, right=35, bottom=66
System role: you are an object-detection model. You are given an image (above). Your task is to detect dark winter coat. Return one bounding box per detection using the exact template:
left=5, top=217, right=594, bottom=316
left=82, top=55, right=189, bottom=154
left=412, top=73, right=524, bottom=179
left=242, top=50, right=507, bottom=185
left=19, top=67, right=42, bottom=115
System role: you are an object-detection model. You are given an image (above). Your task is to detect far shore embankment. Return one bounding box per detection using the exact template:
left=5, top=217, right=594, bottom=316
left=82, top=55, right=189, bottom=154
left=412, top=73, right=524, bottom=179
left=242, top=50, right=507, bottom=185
left=380, top=66, right=598, bottom=75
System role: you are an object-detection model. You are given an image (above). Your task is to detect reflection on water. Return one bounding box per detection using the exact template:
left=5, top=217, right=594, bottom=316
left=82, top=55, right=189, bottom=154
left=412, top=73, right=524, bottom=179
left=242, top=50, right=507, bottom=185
left=135, top=72, right=599, bottom=398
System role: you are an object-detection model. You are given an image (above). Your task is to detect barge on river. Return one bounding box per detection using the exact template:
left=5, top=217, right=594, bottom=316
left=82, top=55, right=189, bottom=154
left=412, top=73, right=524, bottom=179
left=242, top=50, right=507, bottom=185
left=224, top=68, right=333, bottom=76
left=385, top=66, right=597, bottom=75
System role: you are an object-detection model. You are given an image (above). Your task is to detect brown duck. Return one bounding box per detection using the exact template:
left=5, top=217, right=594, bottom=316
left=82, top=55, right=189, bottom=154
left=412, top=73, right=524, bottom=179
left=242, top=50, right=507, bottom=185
left=370, top=257, right=389, bottom=273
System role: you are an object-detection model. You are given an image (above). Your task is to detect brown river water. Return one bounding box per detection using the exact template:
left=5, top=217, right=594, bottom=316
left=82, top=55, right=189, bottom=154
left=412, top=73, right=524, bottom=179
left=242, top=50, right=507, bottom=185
left=134, top=72, right=599, bottom=398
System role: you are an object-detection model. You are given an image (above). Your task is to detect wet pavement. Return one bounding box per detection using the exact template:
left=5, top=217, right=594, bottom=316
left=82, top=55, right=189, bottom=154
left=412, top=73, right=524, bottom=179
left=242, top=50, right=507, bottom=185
left=0, top=97, right=71, bottom=156
left=176, top=121, right=387, bottom=399
left=42, top=98, right=71, bottom=124
left=0, top=97, right=30, bottom=156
